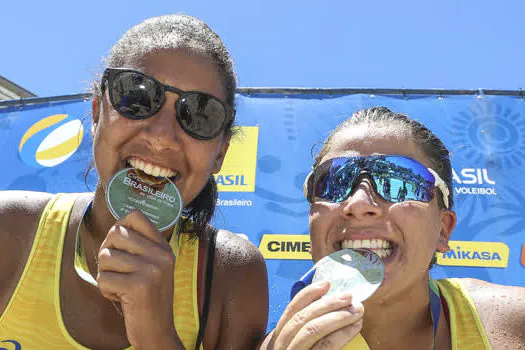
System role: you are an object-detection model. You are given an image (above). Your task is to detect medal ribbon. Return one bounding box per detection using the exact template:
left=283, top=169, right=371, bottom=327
left=73, top=199, right=97, bottom=287
left=428, top=277, right=442, bottom=350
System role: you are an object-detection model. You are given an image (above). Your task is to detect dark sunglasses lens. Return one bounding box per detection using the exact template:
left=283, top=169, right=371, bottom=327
left=313, top=158, right=360, bottom=202
left=177, top=93, right=227, bottom=138
left=372, top=156, right=435, bottom=203
left=110, top=71, right=163, bottom=118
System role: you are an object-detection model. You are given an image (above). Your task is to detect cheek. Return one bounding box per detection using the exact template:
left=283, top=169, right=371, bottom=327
left=177, top=139, right=224, bottom=202
left=389, top=203, right=441, bottom=248
left=186, top=140, right=222, bottom=171
left=98, top=97, right=120, bottom=127
left=308, top=204, right=336, bottom=261
left=93, top=112, right=125, bottom=150
left=92, top=112, right=131, bottom=180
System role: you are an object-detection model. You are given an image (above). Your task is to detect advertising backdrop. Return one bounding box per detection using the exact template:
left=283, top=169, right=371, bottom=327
left=1, top=91, right=524, bottom=328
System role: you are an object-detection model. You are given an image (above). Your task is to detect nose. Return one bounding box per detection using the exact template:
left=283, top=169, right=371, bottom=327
left=138, top=97, right=183, bottom=151
left=340, top=177, right=383, bottom=221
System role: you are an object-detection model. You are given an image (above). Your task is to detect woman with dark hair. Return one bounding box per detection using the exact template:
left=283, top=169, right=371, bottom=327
left=0, top=14, right=268, bottom=349
left=261, top=107, right=524, bottom=349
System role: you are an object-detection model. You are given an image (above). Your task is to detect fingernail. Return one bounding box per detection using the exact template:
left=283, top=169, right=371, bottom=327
left=349, top=303, right=363, bottom=315
left=315, top=281, right=329, bottom=288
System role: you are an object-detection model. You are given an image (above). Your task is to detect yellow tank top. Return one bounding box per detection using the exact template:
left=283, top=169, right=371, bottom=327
left=0, top=193, right=202, bottom=349
left=344, top=278, right=492, bottom=349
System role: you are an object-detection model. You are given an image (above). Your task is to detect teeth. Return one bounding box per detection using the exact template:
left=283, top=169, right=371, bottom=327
left=342, top=239, right=392, bottom=250
left=341, top=239, right=393, bottom=259
left=128, top=158, right=177, bottom=178
left=371, top=248, right=393, bottom=259
left=151, top=166, right=161, bottom=177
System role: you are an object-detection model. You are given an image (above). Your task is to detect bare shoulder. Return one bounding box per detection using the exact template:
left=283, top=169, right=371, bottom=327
left=0, top=190, right=54, bottom=255
left=214, top=229, right=266, bottom=271
left=0, top=191, right=54, bottom=309
left=460, top=278, right=525, bottom=347
left=461, top=277, right=525, bottom=308
left=0, top=190, right=54, bottom=236
left=210, top=229, right=269, bottom=348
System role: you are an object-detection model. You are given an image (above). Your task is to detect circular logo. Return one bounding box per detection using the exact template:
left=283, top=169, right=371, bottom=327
left=451, top=103, right=525, bottom=168
left=106, top=168, right=183, bottom=231
left=19, top=114, right=84, bottom=168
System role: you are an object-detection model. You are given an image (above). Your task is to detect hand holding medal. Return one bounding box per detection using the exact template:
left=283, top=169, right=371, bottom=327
left=266, top=248, right=384, bottom=349
left=102, top=167, right=184, bottom=345
left=75, top=167, right=184, bottom=346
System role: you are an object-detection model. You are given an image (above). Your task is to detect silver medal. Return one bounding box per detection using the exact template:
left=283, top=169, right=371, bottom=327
left=312, top=248, right=385, bottom=302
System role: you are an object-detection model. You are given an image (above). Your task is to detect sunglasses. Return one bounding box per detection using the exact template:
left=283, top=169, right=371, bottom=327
left=101, top=68, right=235, bottom=140
left=304, top=155, right=450, bottom=208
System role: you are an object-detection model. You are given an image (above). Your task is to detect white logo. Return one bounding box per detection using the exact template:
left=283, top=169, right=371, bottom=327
left=452, top=168, right=497, bottom=196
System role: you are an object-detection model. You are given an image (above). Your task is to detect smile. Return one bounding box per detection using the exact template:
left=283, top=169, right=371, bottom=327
left=127, top=157, right=179, bottom=178
left=341, top=239, right=393, bottom=258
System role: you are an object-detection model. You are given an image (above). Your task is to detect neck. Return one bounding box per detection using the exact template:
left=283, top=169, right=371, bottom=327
left=84, top=186, right=118, bottom=248
left=360, top=275, right=434, bottom=348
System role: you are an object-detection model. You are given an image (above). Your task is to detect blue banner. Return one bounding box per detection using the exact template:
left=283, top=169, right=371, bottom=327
left=1, top=93, right=524, bottom=329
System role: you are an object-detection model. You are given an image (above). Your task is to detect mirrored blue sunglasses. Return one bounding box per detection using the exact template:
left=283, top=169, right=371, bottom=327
left=303, top=155, right=450, bottom=208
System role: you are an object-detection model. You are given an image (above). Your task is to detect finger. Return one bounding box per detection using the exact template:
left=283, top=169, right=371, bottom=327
left=97, top=247, right=142, bottom=273
left=102, top=223, right=169, bottom=256
left=274, top=281, right=330, bottom=338
left=97, top=260, right=174, bottom=301
left=97, top=270, right=152, bottom=303
left=275, top=291, right=356, bottom=348
left=290, top=302, right=364, bottom=349
left=97, top=270, right=131, bottom=301
left=118, top=209, right=167, bottom=244
left=311, top=319, right=364, bottom=350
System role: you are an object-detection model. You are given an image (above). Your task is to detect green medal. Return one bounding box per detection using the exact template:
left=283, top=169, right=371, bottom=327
left=106, top=168, right=183, bottom=231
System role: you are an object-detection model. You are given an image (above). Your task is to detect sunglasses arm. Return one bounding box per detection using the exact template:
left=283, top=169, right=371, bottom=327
left=427, top=168, right=450, bottom=209
left=303, top=171, right=313, bottom=202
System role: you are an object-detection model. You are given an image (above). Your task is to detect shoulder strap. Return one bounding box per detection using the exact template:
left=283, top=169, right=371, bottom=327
left=195, top=226, right=218, bottom=350
left=435, top=278, right=492, bottom=349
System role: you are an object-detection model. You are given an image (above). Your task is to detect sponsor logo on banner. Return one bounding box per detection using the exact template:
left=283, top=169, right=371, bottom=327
left=215, top=198, right=253, bottom=207
left=214, top=126, right=259, bottom=192
left=452, top=168, right=497, bottom=196
left=521, top=244, right=525, bottom=267
left=18, top=114, right=84, bottom=168
left=259, top=234, right=311, bottom=260
left=437, top=240, right=509, bottom=268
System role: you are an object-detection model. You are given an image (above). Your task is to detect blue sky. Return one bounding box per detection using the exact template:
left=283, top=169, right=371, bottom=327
left=2, top=0, right=524, bottom=97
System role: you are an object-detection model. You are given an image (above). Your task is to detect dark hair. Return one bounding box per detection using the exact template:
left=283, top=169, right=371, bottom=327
left=314, top=107, right=454, bottom=209
left=313, top=107, right=453, bottom=269
left=88, top=14, right=237, bottom=239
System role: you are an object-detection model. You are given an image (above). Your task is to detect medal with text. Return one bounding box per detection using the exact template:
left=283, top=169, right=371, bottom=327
left=106, top=168, right=183, bottom=231
left=312, top=248, right=384, bottom=302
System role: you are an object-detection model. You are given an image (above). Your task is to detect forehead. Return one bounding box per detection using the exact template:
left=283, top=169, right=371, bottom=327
left=321, top=124, right=431, bottom=167
left=126, top=49, right=227, bottom=100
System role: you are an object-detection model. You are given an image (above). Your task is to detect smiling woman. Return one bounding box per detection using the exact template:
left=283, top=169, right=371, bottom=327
left=261, top=107, right=525, bottom=350
left=0, top=14, right=268, bottom=349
